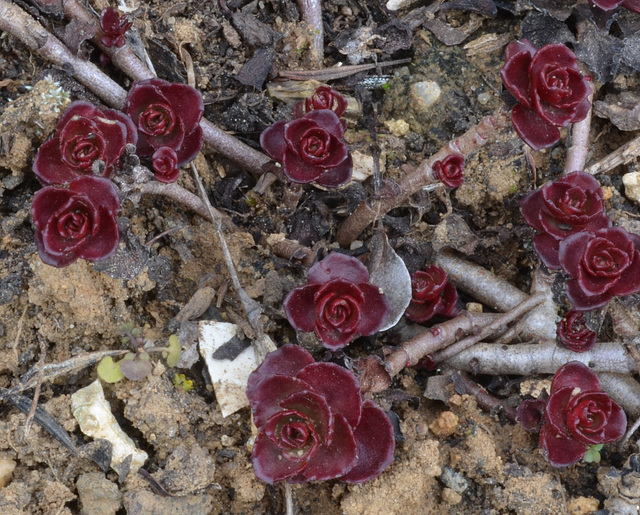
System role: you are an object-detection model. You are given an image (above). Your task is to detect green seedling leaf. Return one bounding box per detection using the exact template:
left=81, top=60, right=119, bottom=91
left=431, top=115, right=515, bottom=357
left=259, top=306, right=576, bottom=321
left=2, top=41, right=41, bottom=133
left=172, top=373, right=194, bottom=393
left=584, top=444, right=603, bottom=464
left=97, top=356, right=125, bottom=383
left=119, top=353, right=153, bottom=381
left=163, top=335, right=181, bottom=368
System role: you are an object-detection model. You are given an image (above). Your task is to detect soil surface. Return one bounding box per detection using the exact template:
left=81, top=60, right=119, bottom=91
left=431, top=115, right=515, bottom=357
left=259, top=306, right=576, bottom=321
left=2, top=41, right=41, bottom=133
left=1, top=0, right=640, bottom=514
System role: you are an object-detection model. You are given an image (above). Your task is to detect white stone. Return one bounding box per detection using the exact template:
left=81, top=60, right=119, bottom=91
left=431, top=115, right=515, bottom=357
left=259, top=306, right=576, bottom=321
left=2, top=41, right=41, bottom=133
left=623, top=172, right=640, bottom=205
left=410, top=81, right=442, bottom=111
left=71, top=380, right=148, bottom=473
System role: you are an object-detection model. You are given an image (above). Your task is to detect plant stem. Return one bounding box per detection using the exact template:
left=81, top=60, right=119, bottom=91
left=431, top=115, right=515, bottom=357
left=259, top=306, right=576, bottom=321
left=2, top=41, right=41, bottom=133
left=564, top=79, right=594, bottom=174
left=383, top=312, right=500, bottom=379
left=284, top=481, right=294, bottom=515
left=296, top=0, right=323, bottom=68
left=451, top=371, right=517, bottom=422
left=0, top=0, right=126, bottom=107
left=443, top=341, right=635, bottom=375
left=432, top=292, right=546, bottom=363
left=335, top=108, right=510, bottom=247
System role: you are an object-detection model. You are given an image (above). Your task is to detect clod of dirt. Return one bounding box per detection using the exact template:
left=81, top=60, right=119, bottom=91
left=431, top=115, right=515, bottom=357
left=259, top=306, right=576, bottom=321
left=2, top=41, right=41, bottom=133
left=76, top=472, right=122, bottom=515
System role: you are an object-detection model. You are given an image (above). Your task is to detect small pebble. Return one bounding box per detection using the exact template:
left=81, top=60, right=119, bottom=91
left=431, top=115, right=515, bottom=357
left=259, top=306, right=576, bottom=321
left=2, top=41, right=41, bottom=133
left=221, top=434, right=236, bottom=447
left=567, top=496, right=600, bottom=515
left=441, top=487, right=462, bottom=505
left=429, top=411, right=459, bottom=438
left=410, top=81, right=441, bottom=111
left=0, top=459, right=16, bottom=489
left=622, top=172, right=640, bottom=205
left=440, top=465, right=469, bottom=493
left=477, top=92, right=492, bottom=105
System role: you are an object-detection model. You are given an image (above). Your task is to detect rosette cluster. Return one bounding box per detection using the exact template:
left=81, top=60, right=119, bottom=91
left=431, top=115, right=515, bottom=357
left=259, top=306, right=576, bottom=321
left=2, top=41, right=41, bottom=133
left=246, top=345, right=395, bottom=484
left=517, top=362, right=626, bottom=467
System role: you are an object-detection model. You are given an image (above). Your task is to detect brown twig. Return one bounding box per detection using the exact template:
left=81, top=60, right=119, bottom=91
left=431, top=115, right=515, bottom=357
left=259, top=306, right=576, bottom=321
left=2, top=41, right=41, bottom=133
left=585, top=133, right=640, bottom=176
left=335, top=108, right=510, bottom=247
left=383, top=312, right=500, bottom=379
left=431, top=292, right=546, bottom=363
left=451, top=371, right=517, bottom=422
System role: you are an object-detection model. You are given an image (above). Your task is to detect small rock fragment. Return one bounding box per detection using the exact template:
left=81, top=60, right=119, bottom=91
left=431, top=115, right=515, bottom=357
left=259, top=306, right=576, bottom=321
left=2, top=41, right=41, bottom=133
left=71, top=380, right=148, bottom=473
left=622, top=172, right=640, bottom=205
left=441, top=487, right=462, bottom=505
left=567, top=496, right=600, bottom=515
left=429, top=411, right=459, bottom=438
left=76, top=472, right=122, bottom=515
left=383, top=119, right=410, bottom=137
left=410, top=81, right=441, bottom=111
left=0, top=459, right=16, bottom=489
left=439, top=465, right=468, bottom=493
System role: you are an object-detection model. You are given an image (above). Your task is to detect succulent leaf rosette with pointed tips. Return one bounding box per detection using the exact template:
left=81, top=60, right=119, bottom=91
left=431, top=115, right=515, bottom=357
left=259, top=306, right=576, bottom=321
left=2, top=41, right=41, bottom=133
left=501, top=40, right=591, bottom=150
left=246, top=345, right=395, bottom=484
left=32, top=101, right=137, bottom=186
left=284, top=253, right=391, bottom=351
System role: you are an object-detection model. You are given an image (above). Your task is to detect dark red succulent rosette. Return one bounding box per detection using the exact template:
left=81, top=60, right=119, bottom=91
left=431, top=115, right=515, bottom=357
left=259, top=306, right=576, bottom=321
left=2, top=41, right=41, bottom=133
left=246, top=344, right=395, bottom=484
left=591, top=0, right=640, bottom=13
left=404, top=266, right=459, bottom=323
left=432, top=154, right=464, bottom=188
left=33, top=101, right=137, bottom=186
left=558, top=227, right=640, bottom=310
left=501, top=40, right=591, bottom=150
left=151, top=147, right=180, bottom=183
left=557, top=310, right=597, bottom=353
left=123, top=78, right=204, bottom=168
left=283, top=253, right=391, bottom=351
left=540, top=362, right=626, bottom=467
left=260, top=110, right=353, bottom=188
left=100, top=7, right=132, bottom=48
left=520, top=171, right=611, bottom=269
left=294, top=86, right=348, bottom=119
left=31, top=176, right=120, bottom=268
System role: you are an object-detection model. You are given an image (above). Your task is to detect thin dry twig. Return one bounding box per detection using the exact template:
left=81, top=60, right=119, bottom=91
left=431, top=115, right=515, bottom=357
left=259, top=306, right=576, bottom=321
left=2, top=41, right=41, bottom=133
left=278, top=58, right=413, bottom=81
left=23, top=338, right=48, bottom=439
left=452, top=371, right=517, bottom=422
left=336, top=108, right=510, bottom=247
left=585, top=133, right=640, bottom=176
left=431, top=291, right=546, bottom=363
left=189, top=163, right=275, bottom=360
